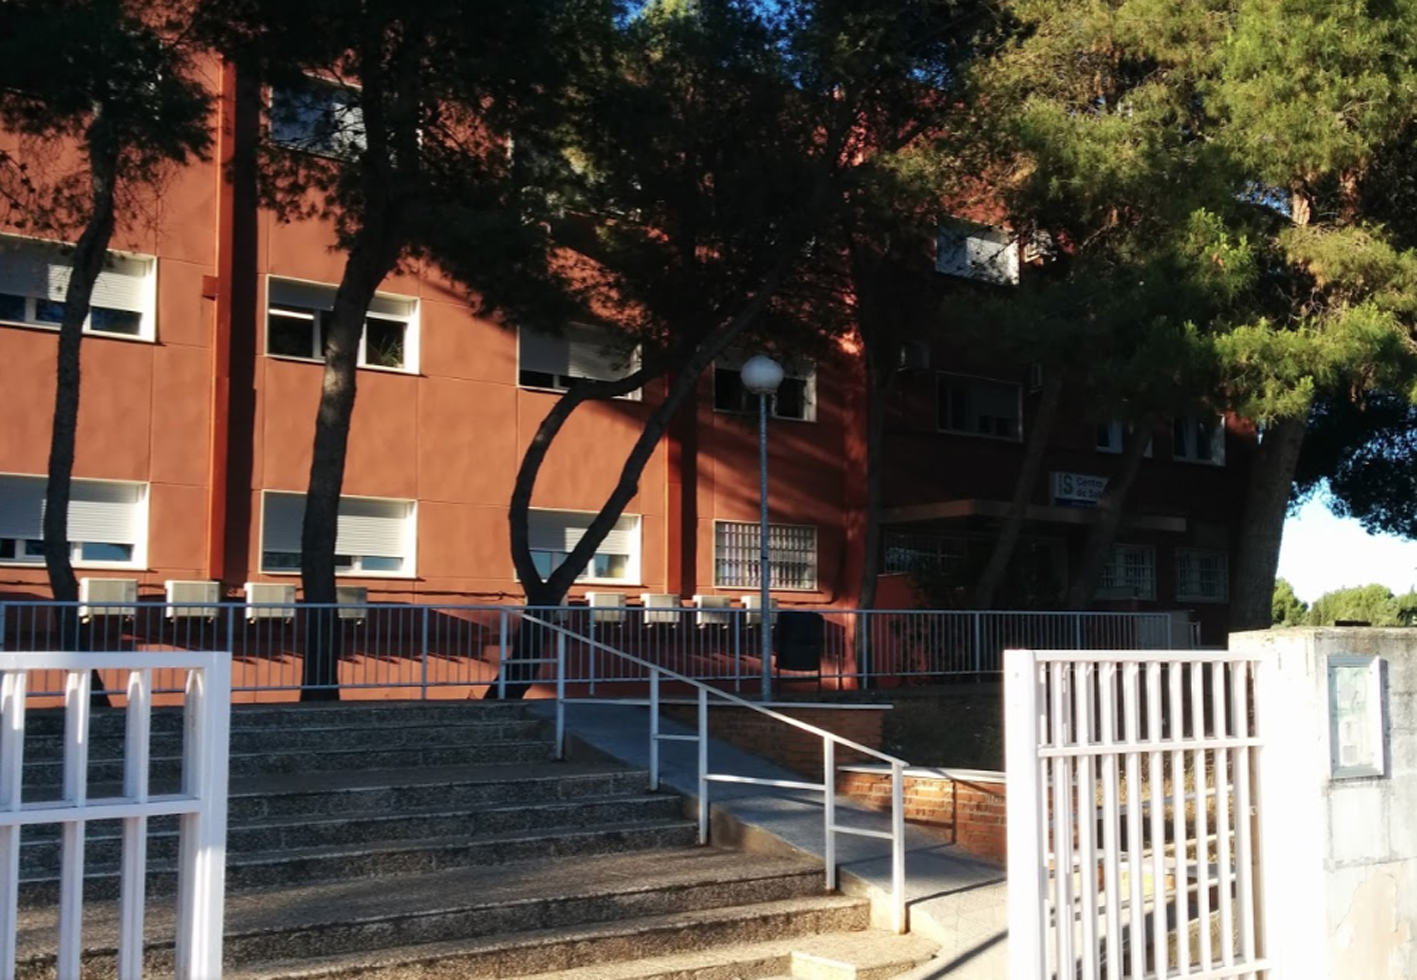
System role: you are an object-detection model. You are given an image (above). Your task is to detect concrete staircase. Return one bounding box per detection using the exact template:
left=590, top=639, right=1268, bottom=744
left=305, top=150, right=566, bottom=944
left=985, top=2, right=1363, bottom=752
left=13, top=700, right=937, bottom=979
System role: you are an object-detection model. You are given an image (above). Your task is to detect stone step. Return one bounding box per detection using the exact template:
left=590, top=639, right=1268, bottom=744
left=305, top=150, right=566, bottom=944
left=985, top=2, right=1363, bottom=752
left=20, top=817, right=702, bottom=907
left=216, top=905, right=891, bottom=980
left=18, top=717, right=548, bottom=762
left=20, top=738, right=554, bottom=786
left=501, top=931, right=941, bottom=980
left=14, top=849, right=843, bottom=979
left=18, top=793, right=684, bottom=874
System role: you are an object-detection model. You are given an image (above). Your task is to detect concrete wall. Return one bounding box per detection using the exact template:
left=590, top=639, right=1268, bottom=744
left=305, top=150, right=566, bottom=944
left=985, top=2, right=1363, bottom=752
left=1233, top=628, right=1417, bottom=980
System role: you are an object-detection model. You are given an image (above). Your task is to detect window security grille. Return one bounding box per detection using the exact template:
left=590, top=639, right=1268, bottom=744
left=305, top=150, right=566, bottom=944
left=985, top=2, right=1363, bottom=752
left=714, top=521, right=817, bottom=591
left=1176, top=548, right=1228, bottom=601
left=1099, top=544, right=1156, bottom=600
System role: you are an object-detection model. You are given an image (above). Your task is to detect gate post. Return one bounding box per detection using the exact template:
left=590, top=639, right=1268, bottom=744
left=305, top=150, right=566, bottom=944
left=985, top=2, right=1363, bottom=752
left=1005, top=648, right=1047, bottom=980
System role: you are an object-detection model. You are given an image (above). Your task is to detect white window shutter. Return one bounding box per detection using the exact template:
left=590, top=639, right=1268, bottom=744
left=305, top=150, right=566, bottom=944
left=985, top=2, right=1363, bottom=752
left=527, top=510, right=637, bottom=555
left=269, top=278, right=336, bottom=312
left=66, top=482, right=142, bottom=544
left=527, top=510, right=578, bottom=553
left=567, top=324, right=631, bottom=380
left=368, top=294, right=414, bottom=318
left=90, top=256, right=150, bottom=312
left=262, top=493, right=306, bottom=553
left=519, top=327, right=571, bottom=378
left=0, top=476, right=44, bottom=540
left=336, top=499, right=409, bottom=558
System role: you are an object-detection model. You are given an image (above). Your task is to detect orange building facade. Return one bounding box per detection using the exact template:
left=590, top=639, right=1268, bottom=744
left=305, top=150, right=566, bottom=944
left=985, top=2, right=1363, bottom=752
left=0, top=63, right=1251, bottom=644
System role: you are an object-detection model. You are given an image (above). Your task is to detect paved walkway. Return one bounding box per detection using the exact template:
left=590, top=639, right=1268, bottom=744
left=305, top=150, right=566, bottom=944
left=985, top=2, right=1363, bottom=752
left=529, top=701, right=1009, bottom=979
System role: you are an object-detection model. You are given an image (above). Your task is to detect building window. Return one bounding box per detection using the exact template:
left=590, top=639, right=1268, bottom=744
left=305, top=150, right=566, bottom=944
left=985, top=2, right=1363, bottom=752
left=518, top=323, right=641, bottom=399
left=0, top=475, right=146, bottom=567
left=1098, top=544, right=1156, bottom=600
left=883, top=531, right=965, bottom=575
left=714, top=521, right=817, bottom=591
left=938, top=373, right=1022, bottom=440
left=936, top=223, right=1019, bottom=284
left=260, top=492, right=415, bottom=575
left=1176, top=548, right=1228, bottom=602
left=527, top=509, right=640, bottom=583
left=270, top=78, right=366, bottom=157
left=1096, top=421, right=1152, bottom=456
left=1173, top=416, right=1225, bottom=465
left=0, top=236, right=156, bottom=340
left=713, top=353, right=816, bottom=422
left=266, top=278, right=418, bottom=372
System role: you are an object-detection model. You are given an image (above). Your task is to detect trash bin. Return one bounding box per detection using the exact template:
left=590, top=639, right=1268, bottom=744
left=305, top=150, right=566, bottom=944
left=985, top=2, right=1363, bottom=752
left=775, top=610, right=824, bottom=671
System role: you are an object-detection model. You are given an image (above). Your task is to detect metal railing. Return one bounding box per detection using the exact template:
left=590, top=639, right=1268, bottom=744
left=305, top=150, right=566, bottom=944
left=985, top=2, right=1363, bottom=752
left=524, top=613, right=911, bottom=935
left=0, top=600, right=1184, bottom=699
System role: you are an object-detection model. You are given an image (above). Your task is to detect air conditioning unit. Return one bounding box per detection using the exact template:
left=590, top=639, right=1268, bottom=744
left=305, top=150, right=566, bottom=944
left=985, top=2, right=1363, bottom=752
left=165, top=580, right=221, bottom=619
left=245, top=582, right=296, bottom=621
left=898, top=340, right=931, bottom=372
left=335, top=586, right=368, bottom=621
left=742, top=594, right=778, bottom=627
left=640, top=593, right=682, bottom=625
left=693, top=594, right=734, bottom=627
left=586, top=591, right=627, bottom=624
left=79, top=577, right=139, bottom=620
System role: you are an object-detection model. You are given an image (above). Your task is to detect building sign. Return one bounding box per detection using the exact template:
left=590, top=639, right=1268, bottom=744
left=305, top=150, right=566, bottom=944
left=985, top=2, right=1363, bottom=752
left=1051, top=472, right=1108, bottom=508
left=1328, top=654, right=1386, bottom=779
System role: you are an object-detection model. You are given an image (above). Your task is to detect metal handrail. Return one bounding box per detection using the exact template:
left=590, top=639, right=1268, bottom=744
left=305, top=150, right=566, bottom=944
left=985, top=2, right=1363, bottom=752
left=523, top=613, right=911, bottom=934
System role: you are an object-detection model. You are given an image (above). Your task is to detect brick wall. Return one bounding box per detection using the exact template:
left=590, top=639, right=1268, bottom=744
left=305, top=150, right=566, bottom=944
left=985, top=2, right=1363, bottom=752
left=835, top=769, right=1007, bottom=865
left=659, top=704, right=886, bottom=777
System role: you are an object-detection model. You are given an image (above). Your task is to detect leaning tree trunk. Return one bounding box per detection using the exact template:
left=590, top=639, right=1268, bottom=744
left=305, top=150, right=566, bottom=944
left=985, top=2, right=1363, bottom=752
left=855, top=353, right=895, bottom=614
left=298, top=218, right=403, bottom=701
left=43, top=121, right=117, bottom=705
left=1230, top=415, right=1306, bottom=631
left=1064, top=418, right=1153, bottom=609
left=491, top=259, right=797, bottom=699
left=974, top=368, right=1065, bottom=608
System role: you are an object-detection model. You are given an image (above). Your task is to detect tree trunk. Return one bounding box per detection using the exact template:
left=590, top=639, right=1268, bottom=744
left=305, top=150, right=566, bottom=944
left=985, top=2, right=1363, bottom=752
left=1064, top=417, right=1154, bottom=609
left=43, top=120, right=117, bottom=704
left=974, top=368, right=1065, bottom=608
left=856, top=354, right=895, bottom=613
left=298, top=221, right=403, bottom=700
left=1230, top=415, right=1306, bottom=631
left=492, top=262, right=794, bottom=698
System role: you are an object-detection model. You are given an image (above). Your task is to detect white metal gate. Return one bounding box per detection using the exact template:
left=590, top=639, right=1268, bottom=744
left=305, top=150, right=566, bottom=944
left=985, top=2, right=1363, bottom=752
left=1006, top=649, right=1270, bottom=979
left=0, top=651, right=231, bottom=980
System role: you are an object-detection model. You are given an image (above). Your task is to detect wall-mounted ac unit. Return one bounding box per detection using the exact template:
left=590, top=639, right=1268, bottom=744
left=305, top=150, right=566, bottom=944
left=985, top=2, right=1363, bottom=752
left=693, top=594, right=734, bottom=627
left=79, top=577, right=139, bottom=620
left=165, top=580, right=221, bottom=619
left=335, top=586, right=368, bottom=621
left=640, top=593, right=681, bottom=625
left=244, top=582, right=296, bottom=621
left=898, top=340, right=931, bottom=372
left=742, top=594, right=778, bottom=627
left=586, top=591, right=627, bottom=624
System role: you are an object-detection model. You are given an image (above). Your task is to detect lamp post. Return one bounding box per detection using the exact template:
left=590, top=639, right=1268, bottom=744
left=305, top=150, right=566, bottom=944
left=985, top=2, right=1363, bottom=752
left=740, top=354, right=784, bottom=701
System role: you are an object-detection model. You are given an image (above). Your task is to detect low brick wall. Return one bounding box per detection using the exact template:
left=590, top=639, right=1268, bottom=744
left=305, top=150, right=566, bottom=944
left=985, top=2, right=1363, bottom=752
left=836, top=767, right=1007, bottom=865
left=660, top=702, right=888, bottom=777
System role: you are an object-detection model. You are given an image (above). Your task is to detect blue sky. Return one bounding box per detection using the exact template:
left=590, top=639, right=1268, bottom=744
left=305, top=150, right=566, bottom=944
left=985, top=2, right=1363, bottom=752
left=1277, top=496, right=1417, bottom=603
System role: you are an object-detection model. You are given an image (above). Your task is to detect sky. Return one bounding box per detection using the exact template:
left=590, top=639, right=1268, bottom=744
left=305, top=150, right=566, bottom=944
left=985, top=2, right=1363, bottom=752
left=1277, top=496, right=1417, bottom=603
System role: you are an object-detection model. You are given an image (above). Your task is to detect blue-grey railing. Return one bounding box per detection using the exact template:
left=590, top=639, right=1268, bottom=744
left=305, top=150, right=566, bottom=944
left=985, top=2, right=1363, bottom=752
left=0, top=600, right=1183, bottom=698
